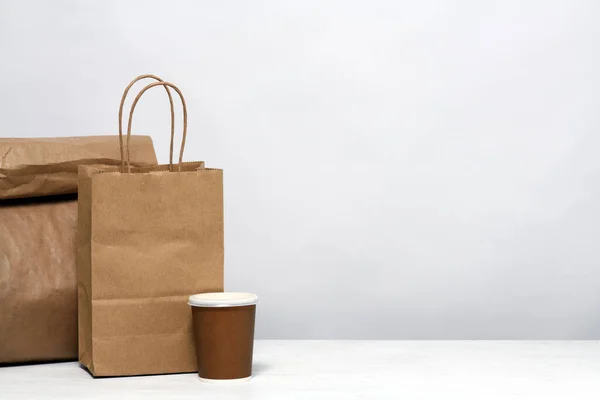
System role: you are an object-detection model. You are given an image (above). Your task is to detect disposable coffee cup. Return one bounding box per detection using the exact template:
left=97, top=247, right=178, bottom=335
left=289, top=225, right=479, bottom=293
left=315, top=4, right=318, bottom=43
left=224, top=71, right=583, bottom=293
left=188, top=292, right=258, bottom=382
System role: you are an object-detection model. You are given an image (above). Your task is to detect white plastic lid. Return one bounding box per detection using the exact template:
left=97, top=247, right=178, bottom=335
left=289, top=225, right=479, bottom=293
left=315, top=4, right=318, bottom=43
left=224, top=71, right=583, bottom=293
left=188, top=292, right=258, bottom=308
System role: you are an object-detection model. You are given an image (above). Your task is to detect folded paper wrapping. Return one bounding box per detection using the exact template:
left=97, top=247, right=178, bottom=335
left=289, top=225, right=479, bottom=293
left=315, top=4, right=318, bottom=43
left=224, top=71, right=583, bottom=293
left=0, top=135, right=157, bottom=199
left=0, top=135, right=158, bottom=364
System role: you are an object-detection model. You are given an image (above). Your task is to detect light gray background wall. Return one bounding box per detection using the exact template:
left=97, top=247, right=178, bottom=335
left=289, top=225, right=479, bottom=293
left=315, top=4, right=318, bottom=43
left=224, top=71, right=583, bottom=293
left=1, top=0, right=599, bottom=339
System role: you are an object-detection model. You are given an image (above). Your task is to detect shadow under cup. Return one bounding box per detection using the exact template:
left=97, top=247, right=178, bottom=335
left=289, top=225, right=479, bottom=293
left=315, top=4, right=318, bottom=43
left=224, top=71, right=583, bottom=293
left=189, top=293, right=258, bottom=381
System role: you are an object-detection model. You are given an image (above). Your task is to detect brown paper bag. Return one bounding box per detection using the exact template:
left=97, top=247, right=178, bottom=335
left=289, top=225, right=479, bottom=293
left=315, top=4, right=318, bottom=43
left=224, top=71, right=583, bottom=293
left=0, top=136, right=157, bottom=364
left=77, top=80, right=224, bottom=376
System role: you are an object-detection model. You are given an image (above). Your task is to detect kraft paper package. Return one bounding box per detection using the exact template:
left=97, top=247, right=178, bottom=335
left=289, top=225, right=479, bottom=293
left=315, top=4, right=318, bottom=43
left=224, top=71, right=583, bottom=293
left=77, top=80, right=224, bottom=377
left=0, top=135, right=157, bottom=364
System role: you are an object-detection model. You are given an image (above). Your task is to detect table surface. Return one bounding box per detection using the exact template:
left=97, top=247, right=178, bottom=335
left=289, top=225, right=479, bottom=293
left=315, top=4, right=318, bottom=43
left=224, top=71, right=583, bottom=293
left=1, top=340, right=599, bottom=399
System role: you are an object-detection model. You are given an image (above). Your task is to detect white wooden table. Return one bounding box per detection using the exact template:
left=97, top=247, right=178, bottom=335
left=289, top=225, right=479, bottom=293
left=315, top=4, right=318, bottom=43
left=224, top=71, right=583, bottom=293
left=1, top=341, right=599, bottom=399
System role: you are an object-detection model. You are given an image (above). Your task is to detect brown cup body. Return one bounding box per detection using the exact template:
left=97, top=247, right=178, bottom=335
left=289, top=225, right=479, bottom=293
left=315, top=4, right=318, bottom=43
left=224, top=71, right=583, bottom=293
left=191, top=304, right=256, bottom=380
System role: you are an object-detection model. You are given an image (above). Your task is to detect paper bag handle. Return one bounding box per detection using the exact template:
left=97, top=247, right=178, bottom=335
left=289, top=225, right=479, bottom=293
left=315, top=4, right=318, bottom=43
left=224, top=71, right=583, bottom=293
left=118, top=74, right=176, bottom=172
left=126, top=82, right=188, bottom=173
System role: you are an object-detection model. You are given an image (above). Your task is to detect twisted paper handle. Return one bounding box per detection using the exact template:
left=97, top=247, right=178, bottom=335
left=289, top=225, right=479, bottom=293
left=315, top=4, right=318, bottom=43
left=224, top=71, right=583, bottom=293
left=125, top=82, right=188, bottom=172
left=118, top=75, right=176, bottom=172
